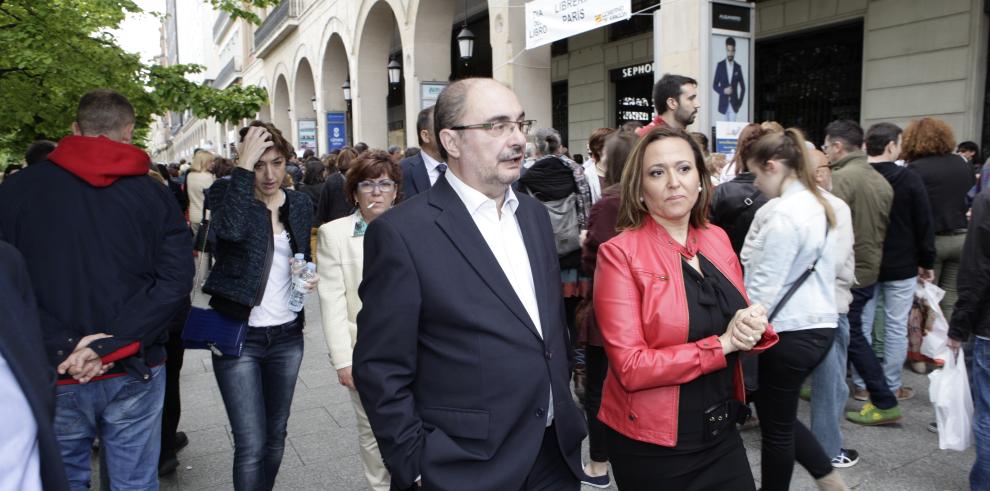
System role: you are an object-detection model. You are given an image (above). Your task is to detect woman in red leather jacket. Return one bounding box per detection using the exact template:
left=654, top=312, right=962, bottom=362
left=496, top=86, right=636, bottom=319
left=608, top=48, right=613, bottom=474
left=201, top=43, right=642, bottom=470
left=593, top=127, right=779, bottom=489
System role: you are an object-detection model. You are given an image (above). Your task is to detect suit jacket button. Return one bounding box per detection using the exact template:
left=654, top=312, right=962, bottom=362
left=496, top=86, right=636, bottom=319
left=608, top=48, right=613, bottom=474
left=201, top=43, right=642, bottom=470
left=536, top=408, right=545, bottom=418
left=545, top=350, right=552, bottom=360
left=57, top=350, right=64, bottom=356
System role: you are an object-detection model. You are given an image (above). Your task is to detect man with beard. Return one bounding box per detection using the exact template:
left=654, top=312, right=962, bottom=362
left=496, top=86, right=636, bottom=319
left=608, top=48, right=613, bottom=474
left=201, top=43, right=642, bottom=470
left=353, top=78, right=587, bottom=490
left=637, top=74, right=700, bottom=137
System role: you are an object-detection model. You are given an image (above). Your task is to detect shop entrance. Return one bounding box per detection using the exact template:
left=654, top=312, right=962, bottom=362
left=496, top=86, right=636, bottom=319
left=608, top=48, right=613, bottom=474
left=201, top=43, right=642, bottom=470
left=754, top=20, right=864, bottom=146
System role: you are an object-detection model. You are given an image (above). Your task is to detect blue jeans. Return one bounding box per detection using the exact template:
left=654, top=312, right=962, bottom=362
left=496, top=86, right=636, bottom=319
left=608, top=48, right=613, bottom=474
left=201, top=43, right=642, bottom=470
left=55, top=365, right=165, bottom=490
left=809, top=314, right=850, bottom=458
left=971, top=338, right=990, bottom=489
left=213, top=319, right=304, bottom=491
left=853, top=278, right=915, bottom=392
left=847, top=286, right=898, bottom=410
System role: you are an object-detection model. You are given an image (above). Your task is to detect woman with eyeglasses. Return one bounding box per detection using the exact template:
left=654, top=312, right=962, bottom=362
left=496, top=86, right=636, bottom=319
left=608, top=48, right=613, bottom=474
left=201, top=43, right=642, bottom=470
left=317, top=150, right=402, bottom=491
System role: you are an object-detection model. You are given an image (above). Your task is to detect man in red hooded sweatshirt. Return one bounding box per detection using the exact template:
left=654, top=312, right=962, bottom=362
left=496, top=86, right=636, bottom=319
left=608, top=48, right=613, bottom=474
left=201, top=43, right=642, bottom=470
left=0, top=89, right=194, bottom=489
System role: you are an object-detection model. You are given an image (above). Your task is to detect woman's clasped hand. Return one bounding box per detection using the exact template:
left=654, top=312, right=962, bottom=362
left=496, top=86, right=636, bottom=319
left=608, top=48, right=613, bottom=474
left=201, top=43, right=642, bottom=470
left=720, top=303, right=768, bottom=354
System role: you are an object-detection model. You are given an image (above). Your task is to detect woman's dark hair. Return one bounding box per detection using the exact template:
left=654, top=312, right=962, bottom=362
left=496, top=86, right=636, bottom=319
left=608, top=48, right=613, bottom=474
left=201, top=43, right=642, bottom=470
left=748, top=128, right=836, bottom=228
left=603, top=130, right=637, bottom=189
left=588, top=127, right=616, bottom=162
left=617, top=126, right=711, bottom=231
left=212, top=158, right=235, bottom=179
left=303, top=159, right=326, bottom=185
left=323, top=154, right=339, bottom=173
left=344, top=150, right=403, bottom=205
left=336, top=147, right=359, bottom=173
left=238, top=120, right=294, bottom=160
left=900, top=117, right=956, bottom=162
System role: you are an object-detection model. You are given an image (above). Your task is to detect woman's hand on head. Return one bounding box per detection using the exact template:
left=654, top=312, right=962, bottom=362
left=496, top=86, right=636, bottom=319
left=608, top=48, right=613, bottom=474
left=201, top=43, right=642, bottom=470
left=237, top=126, right=274, bottom=172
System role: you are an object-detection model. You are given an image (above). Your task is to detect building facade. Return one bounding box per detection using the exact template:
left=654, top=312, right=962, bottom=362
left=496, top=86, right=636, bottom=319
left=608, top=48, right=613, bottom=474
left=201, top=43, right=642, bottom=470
left=154, top=0, right=990, bottom=164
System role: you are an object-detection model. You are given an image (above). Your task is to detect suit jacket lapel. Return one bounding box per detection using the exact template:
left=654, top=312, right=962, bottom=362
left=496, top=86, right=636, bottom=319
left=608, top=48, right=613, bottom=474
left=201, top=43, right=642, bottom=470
left=516, top=202, right=554, bottom=342
left=429, top=178, right=543, bottom=341
left=413, top=154, right=430, bottom=194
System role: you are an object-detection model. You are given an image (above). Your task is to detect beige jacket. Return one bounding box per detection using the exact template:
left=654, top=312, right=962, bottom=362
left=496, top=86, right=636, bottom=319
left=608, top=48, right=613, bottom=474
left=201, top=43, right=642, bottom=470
left=317, top=212, right=364, bottom=369
left=186, top=171, right=215, bottom=226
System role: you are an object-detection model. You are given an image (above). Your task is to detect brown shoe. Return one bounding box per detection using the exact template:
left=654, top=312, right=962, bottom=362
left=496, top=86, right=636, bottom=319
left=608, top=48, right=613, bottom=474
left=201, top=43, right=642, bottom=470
left=853, top=388, right=869, bottom=401
left=896, top=387, right=915, bottom=401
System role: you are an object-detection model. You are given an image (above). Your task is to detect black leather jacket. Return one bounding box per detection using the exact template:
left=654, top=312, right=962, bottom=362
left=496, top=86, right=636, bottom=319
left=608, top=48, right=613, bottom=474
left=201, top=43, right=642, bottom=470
left=949, top=188, right=990, bottom=341
left=203, top=168, right=313, bottom=321
left=709, top=172, right=769, bottom=256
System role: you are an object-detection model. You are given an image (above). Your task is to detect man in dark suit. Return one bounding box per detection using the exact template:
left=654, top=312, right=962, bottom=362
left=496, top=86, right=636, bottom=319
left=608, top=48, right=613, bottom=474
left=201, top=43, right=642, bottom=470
left=400, top=105, right=446, bottom=200
left=0, top=241, right=69, bottom=491
left=354, top=78, right=587, bottom=491
left=712, top=36, right=745, bottom=121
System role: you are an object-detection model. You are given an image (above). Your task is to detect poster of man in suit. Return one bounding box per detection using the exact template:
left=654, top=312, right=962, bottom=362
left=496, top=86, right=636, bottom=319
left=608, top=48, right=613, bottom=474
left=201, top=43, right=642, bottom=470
left=711, top=35, right=749, bottom=123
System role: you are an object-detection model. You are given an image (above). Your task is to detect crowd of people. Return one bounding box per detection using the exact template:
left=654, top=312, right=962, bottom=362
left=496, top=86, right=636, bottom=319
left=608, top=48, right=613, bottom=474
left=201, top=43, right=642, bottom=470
left=0, top=72, right=988, bottom=491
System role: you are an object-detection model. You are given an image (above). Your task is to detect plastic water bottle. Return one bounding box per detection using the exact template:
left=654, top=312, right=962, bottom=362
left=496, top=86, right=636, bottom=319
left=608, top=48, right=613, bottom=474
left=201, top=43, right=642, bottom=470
left=287, top=261, right=316, bottom=312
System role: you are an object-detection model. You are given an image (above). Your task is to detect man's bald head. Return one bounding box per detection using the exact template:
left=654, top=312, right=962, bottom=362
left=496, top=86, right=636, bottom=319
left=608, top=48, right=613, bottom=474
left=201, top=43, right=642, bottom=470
left=434, top=78, right=486, bottom=161
left=811, top=149, right=833, bottom=191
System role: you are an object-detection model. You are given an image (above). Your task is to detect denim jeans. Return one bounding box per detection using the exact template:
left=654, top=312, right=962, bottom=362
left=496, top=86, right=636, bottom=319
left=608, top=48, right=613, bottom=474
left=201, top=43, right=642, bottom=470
left=213, top=319, right=304, bottom=491
left=846, top=286, right=898, bottom=410
left=971, top=338, right=990, bottom=490
left=853, top=277, right=915, bottom=392
left=755, top=328, right=836, bottom=490
left=55, top=365, right=165, bottom=491
left=808, top=314, right=850, bottom=458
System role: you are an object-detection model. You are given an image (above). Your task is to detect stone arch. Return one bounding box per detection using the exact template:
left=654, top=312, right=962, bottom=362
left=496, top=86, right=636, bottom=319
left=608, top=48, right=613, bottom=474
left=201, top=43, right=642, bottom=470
left=293, top=58, right=318, bottom=155
left=272, top=73, right=291, bottom=136
left=354, top=0, right=407, bottom=148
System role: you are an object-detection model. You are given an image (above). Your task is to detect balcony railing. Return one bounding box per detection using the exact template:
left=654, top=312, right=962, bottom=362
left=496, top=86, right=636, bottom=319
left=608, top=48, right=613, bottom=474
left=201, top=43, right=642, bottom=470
left=213, top=58, right=239, bottom=88
left=253, top=1, right=302, bottom=57
left=213, top=11, right=231, bottom=41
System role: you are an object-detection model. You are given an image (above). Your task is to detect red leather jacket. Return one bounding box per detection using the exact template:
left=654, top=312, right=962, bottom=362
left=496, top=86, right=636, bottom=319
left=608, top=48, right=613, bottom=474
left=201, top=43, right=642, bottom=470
left=593, top=219, right=778, bottom=447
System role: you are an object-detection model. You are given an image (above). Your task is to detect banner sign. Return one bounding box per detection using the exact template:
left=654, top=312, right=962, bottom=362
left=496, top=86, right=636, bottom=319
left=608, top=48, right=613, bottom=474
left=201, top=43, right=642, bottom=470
left=714, top=121, right=749, bottom=154
left=326, top=112, right=347, bottom=152
left=420, top=82, right=447, bottom=110
left=525, top=0, right=632, bottom=50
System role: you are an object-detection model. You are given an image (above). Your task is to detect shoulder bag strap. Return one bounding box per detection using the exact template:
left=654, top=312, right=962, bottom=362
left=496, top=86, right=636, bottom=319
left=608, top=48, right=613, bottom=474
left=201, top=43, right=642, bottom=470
left=768, top=218, right=830, bottom=322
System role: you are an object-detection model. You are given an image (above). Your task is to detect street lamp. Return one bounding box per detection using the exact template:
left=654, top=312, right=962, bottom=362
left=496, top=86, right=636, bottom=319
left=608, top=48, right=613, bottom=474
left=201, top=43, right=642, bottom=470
left=457, top=27, right=475, bottom=60
left=311, top=96, right=317, bottom=112
left=387, top=57, right=401, bottom=85
left=342, top=79, right=351, bottom=102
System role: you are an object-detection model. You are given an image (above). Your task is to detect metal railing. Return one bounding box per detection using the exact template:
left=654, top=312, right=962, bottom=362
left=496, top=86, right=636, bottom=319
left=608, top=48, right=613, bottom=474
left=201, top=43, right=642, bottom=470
left=213, top=11, right=231, bottom=41
left=253, top=0, right=301, bottom=51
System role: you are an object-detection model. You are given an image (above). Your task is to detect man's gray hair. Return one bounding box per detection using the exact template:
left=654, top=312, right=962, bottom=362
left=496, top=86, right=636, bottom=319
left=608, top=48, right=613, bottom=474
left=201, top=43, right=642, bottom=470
left=387, top=145, right=402, bottom=154
left=534, top=128, right=562, bottom=156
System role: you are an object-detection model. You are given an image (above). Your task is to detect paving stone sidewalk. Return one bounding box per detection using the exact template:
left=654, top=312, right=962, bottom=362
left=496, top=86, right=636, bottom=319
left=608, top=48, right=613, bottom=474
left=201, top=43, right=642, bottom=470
left=152, top=295, right=975, bottom=490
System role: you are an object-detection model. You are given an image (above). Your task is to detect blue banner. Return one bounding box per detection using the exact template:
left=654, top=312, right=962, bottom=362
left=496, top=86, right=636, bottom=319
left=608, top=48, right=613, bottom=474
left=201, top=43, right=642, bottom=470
left=326, top=112, right=347, bottom=151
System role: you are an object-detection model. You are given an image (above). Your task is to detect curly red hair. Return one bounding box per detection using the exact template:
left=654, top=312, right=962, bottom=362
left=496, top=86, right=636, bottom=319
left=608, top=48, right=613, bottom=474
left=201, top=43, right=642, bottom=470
left=900, top=117, right=956, bottom=162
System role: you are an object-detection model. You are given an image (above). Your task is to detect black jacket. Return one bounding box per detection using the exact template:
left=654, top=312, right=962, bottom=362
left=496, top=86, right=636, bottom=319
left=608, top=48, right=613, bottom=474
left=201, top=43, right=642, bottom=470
left=0, top=242, right=69, bottom=491
left=203, top=168, right=313, bottom=321
left=909, top=154, right=974, bottom=233
left=871, top=162, right=936, bottom=281
left=0, top=152, right=193, bottom=382
left=316, top=171, right=353, bottom=225
left=949, top=188, right=990, bottom=342
left=709, top=172, right=768, bottom=256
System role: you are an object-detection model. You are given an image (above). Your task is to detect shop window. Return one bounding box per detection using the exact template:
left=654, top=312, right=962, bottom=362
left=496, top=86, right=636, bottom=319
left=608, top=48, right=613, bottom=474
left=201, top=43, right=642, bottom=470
left=608, top=0, right=657, bottom=42
left=754, top=20, right=863, bottom=146
left=552, top=81, right=568, bottom=146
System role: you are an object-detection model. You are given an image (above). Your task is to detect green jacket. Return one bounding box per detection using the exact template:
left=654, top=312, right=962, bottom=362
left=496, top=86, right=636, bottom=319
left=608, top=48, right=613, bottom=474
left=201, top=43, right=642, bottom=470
left=830, top=150, right=893, bottom=288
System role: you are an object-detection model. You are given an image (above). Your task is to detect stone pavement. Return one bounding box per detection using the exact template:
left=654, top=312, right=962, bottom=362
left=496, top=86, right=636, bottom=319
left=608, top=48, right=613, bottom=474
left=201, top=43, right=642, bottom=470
left=153, top=294, right=975, bottom=490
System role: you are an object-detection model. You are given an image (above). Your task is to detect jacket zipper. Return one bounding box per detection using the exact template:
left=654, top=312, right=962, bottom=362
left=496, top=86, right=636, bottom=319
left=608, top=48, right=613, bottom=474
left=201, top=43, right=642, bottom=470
left=252, top=211, right=276, bottom=306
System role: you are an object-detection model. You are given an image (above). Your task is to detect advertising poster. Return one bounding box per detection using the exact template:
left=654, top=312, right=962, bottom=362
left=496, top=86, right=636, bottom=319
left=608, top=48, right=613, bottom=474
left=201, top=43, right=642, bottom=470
left=715, top=120, right=750, bottom=155
left=326, top=112, right=347, bottom=151
left=710, top=34, right=750, bottom=126
left=297, top=119, right=318, bottom=156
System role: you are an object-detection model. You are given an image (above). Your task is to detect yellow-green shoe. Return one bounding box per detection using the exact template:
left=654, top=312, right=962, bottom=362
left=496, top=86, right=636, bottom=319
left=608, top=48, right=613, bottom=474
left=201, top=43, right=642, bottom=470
left=845, top=403, right=902, bottom=426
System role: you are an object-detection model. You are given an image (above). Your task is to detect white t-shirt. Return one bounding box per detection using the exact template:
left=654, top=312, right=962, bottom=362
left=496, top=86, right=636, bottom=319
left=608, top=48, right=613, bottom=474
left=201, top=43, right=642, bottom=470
left=248, top=231, right=297, bottom=327
left=0, top=352, right=41, bottom=491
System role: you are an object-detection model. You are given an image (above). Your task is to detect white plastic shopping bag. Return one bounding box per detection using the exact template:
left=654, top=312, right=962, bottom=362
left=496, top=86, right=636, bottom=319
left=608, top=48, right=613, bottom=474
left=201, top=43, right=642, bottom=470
left=920, top=282, right=950, bottom=359
left=928, top=349, right=973, bottom=451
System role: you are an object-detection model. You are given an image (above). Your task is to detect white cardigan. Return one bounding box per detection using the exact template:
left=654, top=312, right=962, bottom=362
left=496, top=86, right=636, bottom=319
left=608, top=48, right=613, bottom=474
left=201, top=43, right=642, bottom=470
left=317, top=212, right=365, bottom=369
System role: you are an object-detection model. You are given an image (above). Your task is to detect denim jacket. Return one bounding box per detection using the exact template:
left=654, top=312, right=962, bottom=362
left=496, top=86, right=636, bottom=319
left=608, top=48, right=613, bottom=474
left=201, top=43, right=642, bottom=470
left=741, top=181, right=838, bottom=333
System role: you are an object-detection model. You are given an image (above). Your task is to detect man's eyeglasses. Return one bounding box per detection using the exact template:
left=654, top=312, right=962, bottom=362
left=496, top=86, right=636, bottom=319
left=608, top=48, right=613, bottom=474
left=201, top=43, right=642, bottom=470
left=357, top=180, right=396, bottom=194
left=450, top=120, right=535, bottom=138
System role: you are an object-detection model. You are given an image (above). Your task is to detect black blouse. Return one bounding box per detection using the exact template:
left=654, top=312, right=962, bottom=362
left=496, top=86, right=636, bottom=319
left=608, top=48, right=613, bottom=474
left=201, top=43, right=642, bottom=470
left=671, top=254, right=747, bottom=451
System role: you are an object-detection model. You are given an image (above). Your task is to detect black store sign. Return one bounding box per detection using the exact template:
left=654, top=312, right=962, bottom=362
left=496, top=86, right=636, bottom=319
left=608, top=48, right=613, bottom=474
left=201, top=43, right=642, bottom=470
left=611, top=62, right=654, bottom=127
left=712, top=2, right=750, bottom=32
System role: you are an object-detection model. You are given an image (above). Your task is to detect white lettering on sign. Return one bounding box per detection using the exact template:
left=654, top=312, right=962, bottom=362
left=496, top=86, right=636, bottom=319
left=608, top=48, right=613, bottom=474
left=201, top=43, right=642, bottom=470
left=620, top=63, right=653, bottom=79
left=718, top=14, right=742, bottom=22
left=525, top=0, right=631, bottom=49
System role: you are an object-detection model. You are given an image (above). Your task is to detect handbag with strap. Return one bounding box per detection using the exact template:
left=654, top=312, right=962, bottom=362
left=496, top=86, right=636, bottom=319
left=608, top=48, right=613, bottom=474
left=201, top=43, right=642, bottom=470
left=768, top=218, right=830, bottom=322
left=181, top=205, right=247, bottom=357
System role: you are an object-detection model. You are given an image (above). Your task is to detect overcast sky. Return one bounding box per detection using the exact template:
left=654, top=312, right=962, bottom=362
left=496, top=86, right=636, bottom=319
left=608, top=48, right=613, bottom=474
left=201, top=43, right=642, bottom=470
left=111, top=0, right=166, bottom=65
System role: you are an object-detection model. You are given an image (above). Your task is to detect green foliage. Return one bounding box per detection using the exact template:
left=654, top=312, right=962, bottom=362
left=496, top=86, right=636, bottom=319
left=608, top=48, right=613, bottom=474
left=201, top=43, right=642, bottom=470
left=0, top=0, right=273, bottom=155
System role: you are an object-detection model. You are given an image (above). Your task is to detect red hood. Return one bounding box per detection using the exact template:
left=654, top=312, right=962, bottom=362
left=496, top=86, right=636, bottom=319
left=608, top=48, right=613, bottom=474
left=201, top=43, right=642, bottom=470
left=48, top=135, right=150, bottom=187
left=635, top=115, right=670, bottom=137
